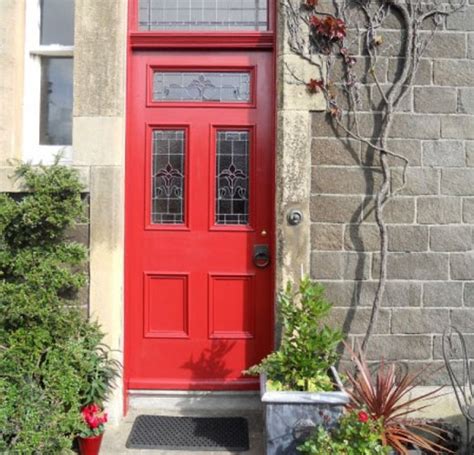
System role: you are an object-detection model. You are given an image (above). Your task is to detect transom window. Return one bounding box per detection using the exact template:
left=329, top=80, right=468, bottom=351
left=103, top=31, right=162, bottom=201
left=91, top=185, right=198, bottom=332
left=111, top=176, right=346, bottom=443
left=153, top=71, right=251, bottom=103
left=138, top=0, right=268, bottom=31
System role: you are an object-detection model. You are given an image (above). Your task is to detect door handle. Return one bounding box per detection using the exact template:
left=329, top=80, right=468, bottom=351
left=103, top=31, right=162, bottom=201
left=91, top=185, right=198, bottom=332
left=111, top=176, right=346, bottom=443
left=253, top=244, right=271, bottom=269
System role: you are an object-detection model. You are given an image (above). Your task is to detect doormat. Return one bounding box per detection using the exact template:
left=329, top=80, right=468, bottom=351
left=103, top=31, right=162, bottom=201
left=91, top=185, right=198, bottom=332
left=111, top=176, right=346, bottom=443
left=126, top=415, right=250, bottom=451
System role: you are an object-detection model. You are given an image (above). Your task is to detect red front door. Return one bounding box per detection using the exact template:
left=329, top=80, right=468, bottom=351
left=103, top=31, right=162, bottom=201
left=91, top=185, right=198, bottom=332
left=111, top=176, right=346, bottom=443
left=125, top=51, right=274, bottom=390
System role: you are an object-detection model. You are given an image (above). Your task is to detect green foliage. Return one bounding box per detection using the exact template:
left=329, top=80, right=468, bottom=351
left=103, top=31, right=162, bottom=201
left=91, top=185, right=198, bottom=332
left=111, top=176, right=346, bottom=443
left=245, top=276, right=342, bottom=391
left=0, top=161, right=119, bottom=452
left=77, top=328, right=121, bottom=406
left=2, top=162, right=85, bottom=248
left=298, top=410, right=390, bottom=455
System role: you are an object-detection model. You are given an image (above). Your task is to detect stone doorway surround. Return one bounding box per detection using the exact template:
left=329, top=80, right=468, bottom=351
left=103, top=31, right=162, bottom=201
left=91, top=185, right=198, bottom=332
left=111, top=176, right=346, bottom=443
left=2, top=0, right=471, bottom=435
left=0, top=0, right=321, bottom=424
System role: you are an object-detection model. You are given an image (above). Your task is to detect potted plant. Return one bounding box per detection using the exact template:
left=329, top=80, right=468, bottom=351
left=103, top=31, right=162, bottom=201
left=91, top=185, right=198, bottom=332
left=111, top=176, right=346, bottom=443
left=245, top=277, right=349, bottom=455
left=78, top=404, right=108, bottom=455
left=343, top=345, right=452, bottom=455
left=77, top=330, right=121, bottom=455
left=298, top=408, right=390, bottom=454
left=298, top=346, right=454, bottom=454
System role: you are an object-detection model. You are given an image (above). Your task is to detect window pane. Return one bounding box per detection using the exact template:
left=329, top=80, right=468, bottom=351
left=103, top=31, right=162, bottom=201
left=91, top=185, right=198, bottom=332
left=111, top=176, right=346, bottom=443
left=152, top=130, right=186, bottom=224
left=39, top=58, right=73, bottom=145
left=139, top=0, right=267, bottom=31
left=41, top=0, right=75, bottom=45
left=215, top=131, right=249, bottom=225
left=153, top=72, right=251, bottom=103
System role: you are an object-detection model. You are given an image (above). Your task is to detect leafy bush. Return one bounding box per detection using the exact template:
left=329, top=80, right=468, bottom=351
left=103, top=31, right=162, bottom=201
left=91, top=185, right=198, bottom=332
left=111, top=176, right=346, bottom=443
left=246, top=277, right=342, bottom=391
left=298, top=410, right=390, bottom=455
left=0, top=161, right=118, bottom=452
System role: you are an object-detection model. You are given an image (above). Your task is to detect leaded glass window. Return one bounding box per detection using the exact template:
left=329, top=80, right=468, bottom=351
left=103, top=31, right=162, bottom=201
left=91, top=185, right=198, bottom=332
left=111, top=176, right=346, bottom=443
left=152, top=130, right=186, bottom=224
left=139, top=0, right=268, bottom=31
left=215, top=131, right=249, bottom=225
left=153, top=72, right=251, bottom=103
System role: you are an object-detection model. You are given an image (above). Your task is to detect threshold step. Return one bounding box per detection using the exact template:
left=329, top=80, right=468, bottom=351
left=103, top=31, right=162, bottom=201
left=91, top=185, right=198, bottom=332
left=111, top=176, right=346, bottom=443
left=128, top=390, right=263, bottom=412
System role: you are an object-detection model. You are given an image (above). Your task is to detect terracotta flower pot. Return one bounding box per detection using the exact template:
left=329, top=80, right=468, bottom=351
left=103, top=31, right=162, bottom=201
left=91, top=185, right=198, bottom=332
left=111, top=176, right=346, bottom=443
left=78, top=434, right=103, bottom=455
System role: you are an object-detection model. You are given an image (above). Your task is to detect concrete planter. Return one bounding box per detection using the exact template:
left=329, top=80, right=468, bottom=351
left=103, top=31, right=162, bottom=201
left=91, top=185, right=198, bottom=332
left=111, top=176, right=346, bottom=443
left=260, top=367, right=350, bottom=455
left=389, top=450, right=422, bottom=455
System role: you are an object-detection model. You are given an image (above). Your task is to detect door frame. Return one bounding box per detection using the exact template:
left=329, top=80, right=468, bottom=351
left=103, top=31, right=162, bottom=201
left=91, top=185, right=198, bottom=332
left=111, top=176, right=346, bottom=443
left=123, top=0, right=277, bottom=415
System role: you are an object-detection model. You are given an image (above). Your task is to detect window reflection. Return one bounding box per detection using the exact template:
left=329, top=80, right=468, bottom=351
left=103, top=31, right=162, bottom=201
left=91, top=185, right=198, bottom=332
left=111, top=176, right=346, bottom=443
left=39, top=58, right=73, bottom=146
left=40, top=0, right=75, bottom=45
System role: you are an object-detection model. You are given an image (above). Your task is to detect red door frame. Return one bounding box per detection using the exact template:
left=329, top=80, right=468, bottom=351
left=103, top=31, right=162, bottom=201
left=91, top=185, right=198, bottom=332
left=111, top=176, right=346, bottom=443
left=124, top=0, right=277, bottom=415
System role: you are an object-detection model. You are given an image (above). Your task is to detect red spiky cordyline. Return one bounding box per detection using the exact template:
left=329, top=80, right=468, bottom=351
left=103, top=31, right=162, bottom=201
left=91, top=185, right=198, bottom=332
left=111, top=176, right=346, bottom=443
left=345, top=343, right=452, bottom=454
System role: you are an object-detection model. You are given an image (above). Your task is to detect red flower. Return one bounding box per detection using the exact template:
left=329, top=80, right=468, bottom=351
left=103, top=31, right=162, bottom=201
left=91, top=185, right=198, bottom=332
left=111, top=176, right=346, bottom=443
left=307, top=78, right=325, bottom=93
left=81, top=404, right=108, bottom=430
left=358, top=410, right=369, bottom=423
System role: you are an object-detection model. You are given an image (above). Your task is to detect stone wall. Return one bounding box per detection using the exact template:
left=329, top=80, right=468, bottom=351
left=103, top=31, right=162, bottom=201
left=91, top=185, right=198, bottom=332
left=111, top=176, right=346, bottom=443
left=309, top=2, right=474, bottom=384
left=72, top=0, right=127, bottom=422
left=65, top=195, right=91, bottom=315
left=0, top=0, right=24, bottom=166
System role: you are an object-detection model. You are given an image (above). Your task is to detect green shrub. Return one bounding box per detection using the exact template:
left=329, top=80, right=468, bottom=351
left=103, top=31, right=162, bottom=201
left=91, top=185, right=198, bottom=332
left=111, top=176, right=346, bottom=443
left=245, top=277, right=342, bottom=391
left=298, top=410, right=390, bottom=455
left=0, top=161, right=117, bottom=452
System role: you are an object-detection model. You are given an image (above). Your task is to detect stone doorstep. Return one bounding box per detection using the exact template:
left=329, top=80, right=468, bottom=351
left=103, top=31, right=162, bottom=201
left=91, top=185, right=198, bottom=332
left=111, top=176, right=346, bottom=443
left=127, top=390, right=263, bottom=413
left=100, top=392, right=265, bottom=455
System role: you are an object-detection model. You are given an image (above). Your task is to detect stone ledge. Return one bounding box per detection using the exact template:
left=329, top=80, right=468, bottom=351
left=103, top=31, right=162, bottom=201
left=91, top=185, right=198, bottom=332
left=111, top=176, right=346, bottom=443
left=0, top=165, right=91, bottom=192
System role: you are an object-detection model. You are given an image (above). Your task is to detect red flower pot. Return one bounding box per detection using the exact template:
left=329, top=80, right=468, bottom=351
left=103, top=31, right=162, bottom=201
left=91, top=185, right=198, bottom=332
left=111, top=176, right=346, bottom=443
left=78, top=434, right=103, bottom=455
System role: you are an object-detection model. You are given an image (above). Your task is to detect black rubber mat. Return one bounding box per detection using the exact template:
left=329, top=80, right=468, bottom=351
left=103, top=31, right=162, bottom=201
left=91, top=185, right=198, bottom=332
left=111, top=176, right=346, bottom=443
left=126, top=415, right=250, bottom=451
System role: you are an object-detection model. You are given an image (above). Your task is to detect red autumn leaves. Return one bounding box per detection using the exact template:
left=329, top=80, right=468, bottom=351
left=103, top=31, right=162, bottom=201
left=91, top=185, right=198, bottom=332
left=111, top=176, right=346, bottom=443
left=306, top=78, right=325, bottom=93
left=311, top=15, right=347, bottom=41
left=304, top=6, right=352, bottom=121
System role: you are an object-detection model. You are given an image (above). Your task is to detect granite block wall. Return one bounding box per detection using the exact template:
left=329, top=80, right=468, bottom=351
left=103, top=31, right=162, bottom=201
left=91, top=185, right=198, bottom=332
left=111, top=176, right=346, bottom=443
left=309, top=1, right=474, bottom=383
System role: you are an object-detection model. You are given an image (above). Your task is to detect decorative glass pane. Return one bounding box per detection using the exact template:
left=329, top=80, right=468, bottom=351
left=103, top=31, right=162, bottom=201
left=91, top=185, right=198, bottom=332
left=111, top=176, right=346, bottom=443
left=152, top=130, right=186, bottom=224
left=215, top=131, right=249, bottom=225
left=39, top=57, right=73, bottom=145
left=138, top=0, right=267, bottom=31
left=41, top=0, right=75, bottom=45
left=153, top=72, right=251, bottom=103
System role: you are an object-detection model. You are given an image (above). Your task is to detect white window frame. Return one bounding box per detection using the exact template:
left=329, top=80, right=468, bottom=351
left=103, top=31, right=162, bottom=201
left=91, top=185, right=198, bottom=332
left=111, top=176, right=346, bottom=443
left=23, top=0, right=74, bottom=164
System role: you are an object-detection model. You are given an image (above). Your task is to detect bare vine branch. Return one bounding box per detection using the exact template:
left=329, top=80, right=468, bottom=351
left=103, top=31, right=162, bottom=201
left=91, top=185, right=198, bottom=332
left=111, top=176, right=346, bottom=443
left=282, top=0, right=467, bottom=353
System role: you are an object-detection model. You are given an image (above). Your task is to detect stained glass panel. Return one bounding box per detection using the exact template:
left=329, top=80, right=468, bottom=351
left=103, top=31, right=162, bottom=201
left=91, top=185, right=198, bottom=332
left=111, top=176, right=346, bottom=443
left=152, top=130, right=186, bottom=224
left=215, top=131, right=249, bottom=225
left=138, top=0, right=268, bottom=31
left=153, top=72, right=251, bottom=103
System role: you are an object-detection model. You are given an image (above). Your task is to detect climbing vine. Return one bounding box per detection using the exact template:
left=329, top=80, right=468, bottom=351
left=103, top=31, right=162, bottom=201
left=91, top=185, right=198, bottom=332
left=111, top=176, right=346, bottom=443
left=283, top=0, right=466, bottom=352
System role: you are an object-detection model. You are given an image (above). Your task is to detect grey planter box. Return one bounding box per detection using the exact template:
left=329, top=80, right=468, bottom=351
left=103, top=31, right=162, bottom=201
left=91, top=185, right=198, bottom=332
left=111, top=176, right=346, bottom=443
left=260, top=367, right=350, bottom=455
left=389, top=451, right=422, bottom=454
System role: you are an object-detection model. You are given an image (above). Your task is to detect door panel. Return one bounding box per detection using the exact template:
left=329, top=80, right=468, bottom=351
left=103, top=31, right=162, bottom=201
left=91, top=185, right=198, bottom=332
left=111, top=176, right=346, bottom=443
left=126, top=51, right=273, bottom=390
